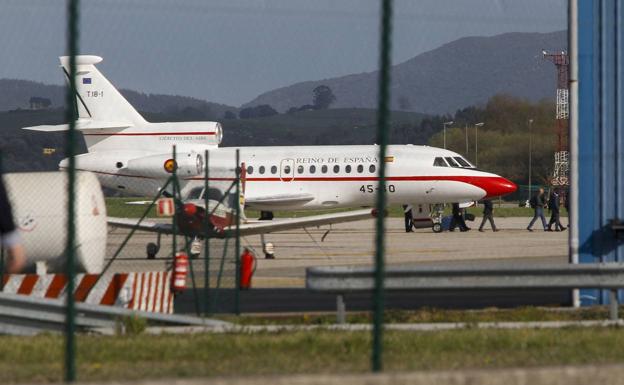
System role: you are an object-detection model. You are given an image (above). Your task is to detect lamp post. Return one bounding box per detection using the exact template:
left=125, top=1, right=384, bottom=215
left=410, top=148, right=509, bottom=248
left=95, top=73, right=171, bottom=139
left=474, top=122, right=484, bottom=167
left=528, top=118, right=533, bottom=201
left=443, top=121, right=454, bottom=149
left=465, top=124, right=468, bottom=156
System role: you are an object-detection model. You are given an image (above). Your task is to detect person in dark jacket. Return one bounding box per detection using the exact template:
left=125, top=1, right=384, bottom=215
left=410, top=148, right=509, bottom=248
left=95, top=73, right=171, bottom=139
left=403, top=204, right=414, bottom=232
left=449, top=203, right=470, bottom=232
left=527, top=188, right=548, bottom=231
left=547, top=189, right=566, bottom=231
left=0, top=174, right=26, bottom=272
left=478, top=199, right=498, bottom=232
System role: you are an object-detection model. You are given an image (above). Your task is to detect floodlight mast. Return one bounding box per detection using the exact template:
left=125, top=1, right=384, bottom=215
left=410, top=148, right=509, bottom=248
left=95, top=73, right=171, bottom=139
left=474, top=122, right=484, bottom=167
left=528, top=118, right=533, bottom=201
left=543, top=49, right=570, bottom=187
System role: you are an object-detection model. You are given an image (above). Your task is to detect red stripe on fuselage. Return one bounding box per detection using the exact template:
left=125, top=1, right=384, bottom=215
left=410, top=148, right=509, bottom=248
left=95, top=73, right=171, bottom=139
left=188, top=175, right=495, bottom=184
left=80, top=169, right=497, bottom=185
left=82, top=131, right=216, bottom=136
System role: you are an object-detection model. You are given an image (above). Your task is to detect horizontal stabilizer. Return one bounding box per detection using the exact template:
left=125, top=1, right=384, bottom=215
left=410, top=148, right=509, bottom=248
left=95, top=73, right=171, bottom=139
left=23, top=119, right=132, bottom=132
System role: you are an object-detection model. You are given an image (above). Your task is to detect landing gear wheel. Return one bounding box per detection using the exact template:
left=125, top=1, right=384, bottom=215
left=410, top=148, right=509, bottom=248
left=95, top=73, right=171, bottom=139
left=146, top=242, right=160, bottom=259
left=432, top=223, right=443, bottom=233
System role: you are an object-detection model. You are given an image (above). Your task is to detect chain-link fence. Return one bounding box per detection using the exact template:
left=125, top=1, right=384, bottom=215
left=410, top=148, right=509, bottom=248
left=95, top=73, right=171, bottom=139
left=0, top=0, right=575, bottom=383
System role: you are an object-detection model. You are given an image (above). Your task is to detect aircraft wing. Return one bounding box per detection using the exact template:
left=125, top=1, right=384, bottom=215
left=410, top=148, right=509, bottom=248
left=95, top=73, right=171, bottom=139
left=107, top=209, right=374, bottom=237
left=225, top=209, right=374, bottom=237
left=108, top=217, right=173, bottom=233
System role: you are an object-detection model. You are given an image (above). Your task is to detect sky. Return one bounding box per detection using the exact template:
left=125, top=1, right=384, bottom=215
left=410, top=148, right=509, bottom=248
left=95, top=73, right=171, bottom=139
left=0, top=0, right=566, bottom=106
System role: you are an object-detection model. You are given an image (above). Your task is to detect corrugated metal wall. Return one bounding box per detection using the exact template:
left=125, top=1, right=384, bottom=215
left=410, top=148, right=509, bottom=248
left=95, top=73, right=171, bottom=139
left=578, top=0, right=624, bottom=304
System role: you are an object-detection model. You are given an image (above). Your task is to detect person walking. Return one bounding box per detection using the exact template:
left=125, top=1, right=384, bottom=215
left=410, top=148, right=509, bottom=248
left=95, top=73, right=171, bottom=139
left=527, top=188, right=548, bottom=232
left=0, top=173, right=26, bottom=272
left=403, top=204, right=414, bottom=233
left=547, top=189, right=566, bottom=231
left=478, top=199, right=498, bottom=232
left=449, top=203, right=470, bottom=232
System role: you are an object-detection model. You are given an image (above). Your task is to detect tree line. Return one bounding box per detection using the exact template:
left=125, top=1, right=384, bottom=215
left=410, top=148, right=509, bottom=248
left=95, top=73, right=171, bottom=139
left=1, top=93, right=558, bottom=198
left=427, top=94, right=558, bottom=190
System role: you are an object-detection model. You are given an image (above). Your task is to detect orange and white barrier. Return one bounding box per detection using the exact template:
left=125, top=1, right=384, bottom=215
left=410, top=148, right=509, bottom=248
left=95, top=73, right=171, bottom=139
left=1, top=271, right=174, bottom=314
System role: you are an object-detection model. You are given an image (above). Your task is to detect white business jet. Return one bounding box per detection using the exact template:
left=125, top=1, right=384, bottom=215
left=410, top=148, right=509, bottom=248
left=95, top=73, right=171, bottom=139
left=24, top=56, right=516, bottom=257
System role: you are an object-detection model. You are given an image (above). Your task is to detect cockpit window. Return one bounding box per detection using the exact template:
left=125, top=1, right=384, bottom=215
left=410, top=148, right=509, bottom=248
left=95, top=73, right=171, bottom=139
left=454, top=157, right=472, bottom=168
left=433, top=157, right=448, bottom=167
left=445, top=157, right=460, bottom=167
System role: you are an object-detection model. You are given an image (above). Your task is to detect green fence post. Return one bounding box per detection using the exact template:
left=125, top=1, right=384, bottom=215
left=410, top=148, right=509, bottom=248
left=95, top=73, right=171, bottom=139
left=0, top=246, right=3, bottom=292
left=184, top=235, right=201, bottom=316
left=235, top=149, right=241, bottom=315
left=172, top=145, right=177, bottom=260
left=372, top=0, right=393, bottom=373
left=204, top=150, right=210, bottom=314
left=0, top=152, right=4, bottom=291
left=64, top=0, right=79, bottom=382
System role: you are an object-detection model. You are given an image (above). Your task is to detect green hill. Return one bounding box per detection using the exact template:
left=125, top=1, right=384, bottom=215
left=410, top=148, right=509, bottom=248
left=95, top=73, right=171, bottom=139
left=0, top=107, right=430, bottom=172
left=219, top=108, right=428, bottom=146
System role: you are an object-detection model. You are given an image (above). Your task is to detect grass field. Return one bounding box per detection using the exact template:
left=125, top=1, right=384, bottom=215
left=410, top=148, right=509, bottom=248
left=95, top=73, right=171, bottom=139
left=105, top=198, right=567, bottom=219
left=221, top=306, right=614, bottom=325
left=2, top=327, right=623, bottom=383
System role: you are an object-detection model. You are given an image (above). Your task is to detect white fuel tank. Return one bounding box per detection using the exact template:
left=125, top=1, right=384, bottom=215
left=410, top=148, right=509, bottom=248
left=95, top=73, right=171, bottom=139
left=3, top=171, right=107, bottom=273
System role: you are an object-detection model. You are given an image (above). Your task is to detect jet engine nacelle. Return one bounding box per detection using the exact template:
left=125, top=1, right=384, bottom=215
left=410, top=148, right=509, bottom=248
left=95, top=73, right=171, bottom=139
left=3, top=171, right=107, bottom=273
left=126, top=152, right=204, bottom=178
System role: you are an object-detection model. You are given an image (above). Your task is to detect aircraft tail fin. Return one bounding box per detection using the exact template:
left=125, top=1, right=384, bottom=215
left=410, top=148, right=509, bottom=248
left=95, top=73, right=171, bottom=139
left=59, top=55, right=147, bottom=126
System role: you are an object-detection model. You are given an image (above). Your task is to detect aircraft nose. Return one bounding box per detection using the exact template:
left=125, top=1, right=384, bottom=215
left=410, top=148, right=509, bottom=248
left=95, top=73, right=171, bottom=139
left=479, top=176, right=517, bottom=198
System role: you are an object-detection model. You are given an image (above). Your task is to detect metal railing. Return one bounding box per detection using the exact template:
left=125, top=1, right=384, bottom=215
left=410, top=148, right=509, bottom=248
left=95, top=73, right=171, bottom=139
left=0, top=291, right=229, bottom=336
left=306, top=264, right=624, bottom=322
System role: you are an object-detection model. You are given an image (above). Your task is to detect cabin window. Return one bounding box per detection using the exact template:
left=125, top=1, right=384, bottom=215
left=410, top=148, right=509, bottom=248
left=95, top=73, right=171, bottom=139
left=246, top=166, right=253, bottom=175
left=284, top=165, right=291, bottom=174
left=271, top=165, right=277, bottom=174
left=259, top=166, right=265, bottom=174
left=433, top=157, right=448, bottom=167
left=309, top=165, right=316, bottom=173
left=322, top=165, right=328, bottom=173
left=357, top=164, right=364, bottom=173
left=345, top=165, right=352, bottom=173
left=333, top=165, right=340, bottom=173
left=297, top=165, right=304, bottom=174
left=369, top=164, right=376, bottom=173
left=445, top=157, right=460, bottom=168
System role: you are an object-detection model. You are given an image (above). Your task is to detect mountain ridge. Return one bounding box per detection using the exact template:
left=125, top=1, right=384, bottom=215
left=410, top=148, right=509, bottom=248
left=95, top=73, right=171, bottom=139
left=0, top=79, right=239, bottom=120
left=242, top=30, right=567, bottom=114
